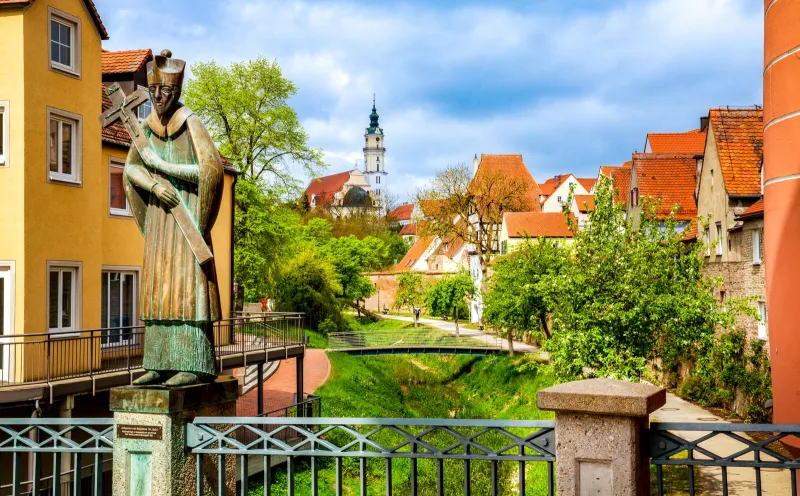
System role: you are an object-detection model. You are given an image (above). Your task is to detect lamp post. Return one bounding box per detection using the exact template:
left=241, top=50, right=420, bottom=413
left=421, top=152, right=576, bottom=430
left=232, top=281, right=239, bottom=315
left=375, top=282, right=380, bottom=313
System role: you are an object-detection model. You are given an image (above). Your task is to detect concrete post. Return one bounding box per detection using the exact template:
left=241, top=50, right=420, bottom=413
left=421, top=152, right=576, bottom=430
left=110, top=377, right=238, bottom=496
left=537, top=378, right=666, bottom=496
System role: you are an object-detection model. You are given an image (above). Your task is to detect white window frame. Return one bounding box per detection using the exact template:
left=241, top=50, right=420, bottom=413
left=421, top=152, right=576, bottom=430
left=108, top=158, right=131, bottom=216
left=101, top=267, right=139, bottom=348
left=705, top=228, right=711, bottom=257
left=753, top=229, right=762, bottom=265
left=0, top=262, right=16, bottom=383
left=0, top=101, right=8, bottom=168
left=715, top=223, right=723, bottom=256
left=47, top=108, right=82, bottom=185
left=48, top=7, right=81, bottom=78
left=757, top=301, right=768, bottom=341
left=46, top=261, right=82, bottom=335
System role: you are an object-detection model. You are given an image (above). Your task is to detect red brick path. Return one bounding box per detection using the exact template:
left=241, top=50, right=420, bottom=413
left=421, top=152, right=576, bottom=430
left=236, top=349, right=331, bottom=415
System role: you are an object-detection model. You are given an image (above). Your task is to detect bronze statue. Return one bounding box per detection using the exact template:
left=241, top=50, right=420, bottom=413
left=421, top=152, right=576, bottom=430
left=100, top=49, right=223, bottom=387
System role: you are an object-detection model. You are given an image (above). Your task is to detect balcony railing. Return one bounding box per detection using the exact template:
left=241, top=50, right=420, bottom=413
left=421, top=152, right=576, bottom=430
left=0, top=313, right=305, bottom=395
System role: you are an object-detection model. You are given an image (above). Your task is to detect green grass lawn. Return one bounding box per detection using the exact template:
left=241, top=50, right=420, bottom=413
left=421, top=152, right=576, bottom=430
left=249, top=352, right=557, bottom=495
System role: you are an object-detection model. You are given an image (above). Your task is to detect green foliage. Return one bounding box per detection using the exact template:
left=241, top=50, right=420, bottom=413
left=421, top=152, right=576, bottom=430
left=233, top=180, right=301, bottom=301
left=318, top=235, right=383, bottom=302
left=544, top=176, right=736, bottom=381
left=184, top=57, right=324, bottom=191
left=272, top=249, right=344, bottom=330
left=483, top=238, right=568, bottom=345
left=425, top=271, right=475, bottom=322
left=316, top=318, right=341, bottom=336
left=393, top=272, right=426, bottom=313
left=685, top=329, right=772, bottom=422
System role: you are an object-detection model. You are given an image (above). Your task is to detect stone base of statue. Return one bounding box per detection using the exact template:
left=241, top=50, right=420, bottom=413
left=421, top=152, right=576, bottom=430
left=110, top=376, right=238, bottom=496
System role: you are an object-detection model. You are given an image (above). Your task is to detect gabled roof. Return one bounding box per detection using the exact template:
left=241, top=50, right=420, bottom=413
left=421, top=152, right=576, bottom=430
left=574, top=195, right=595, bottom=213
left=399, top=223, right=417, bottom=236
left=473, top=154, right=542, bottom=211
left=736, top=198, right=764, bottom=220
left=503, top=212, right=575, bottom=239
left=709, top=108, right=763, bottom=197
left=394, top=235, right=436, bottom=272
left=434, top=233, right=465, bottom=259
left=0, top=0, right=108, bottom=39
left=389, top=204, right=414, bottom=222
left=681, top=219, right=699, bottom=242
left=646, top=128, right=707, bottom=155
left=632, top=153, right=697, bottom=220
left=102, top=49, right=152, bottom=74
left=539, top=174, right=574, bottom=197
left=576, top=178, right=596, bottom=192
left=305, top=171, right=352, bottom=202
left=609, top=163, right=632, bottom=207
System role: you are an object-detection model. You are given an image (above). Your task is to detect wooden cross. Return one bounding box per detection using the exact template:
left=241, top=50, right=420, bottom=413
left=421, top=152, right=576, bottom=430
left=99, top=83, right=213, bottom=265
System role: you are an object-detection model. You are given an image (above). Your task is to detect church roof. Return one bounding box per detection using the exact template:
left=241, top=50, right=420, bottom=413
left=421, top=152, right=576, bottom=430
left=366, top=98, right=383, bottom=135
left=305, top=170, right=352, bottom=203
left=390, top=204, right=414, bottom=222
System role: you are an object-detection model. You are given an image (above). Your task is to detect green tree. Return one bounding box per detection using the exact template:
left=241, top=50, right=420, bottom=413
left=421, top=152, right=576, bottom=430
left=483, top=238, right=568, bottom=355
left=544, top=176, right=737, bottom=381
left=425, top=271, right=475, bottom=335
left=320, top=236, right=384, bottom=303
left=393, top=272, right=427, bottom=326
left=184, top=57, right=324, bottom=189
left=233, top=180, right=302, bottom=303
left=272, top=249, right=344, bottom=331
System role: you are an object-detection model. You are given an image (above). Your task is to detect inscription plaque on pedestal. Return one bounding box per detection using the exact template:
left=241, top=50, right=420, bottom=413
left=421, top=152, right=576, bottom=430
left=117, top=424, right=163, bottom=441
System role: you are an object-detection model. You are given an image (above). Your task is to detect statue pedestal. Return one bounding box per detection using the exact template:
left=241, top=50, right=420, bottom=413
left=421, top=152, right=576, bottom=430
left=110, top=376, right=238, bottom=496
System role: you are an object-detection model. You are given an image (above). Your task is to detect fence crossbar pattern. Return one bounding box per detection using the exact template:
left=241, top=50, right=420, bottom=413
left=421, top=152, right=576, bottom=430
left=187, top=417, right=556, bottom=496
left=328, top=329, right=506, bottom=351
left=649, top=422, right=800, bottom=496
left=0, top=418, right=114, bottom=496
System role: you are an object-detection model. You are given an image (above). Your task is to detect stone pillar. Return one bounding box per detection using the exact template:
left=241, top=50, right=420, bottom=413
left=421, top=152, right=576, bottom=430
left=763, top=0, right=800, bottom=437
left=537, top=378, right=665, bottom=496
left=110, top=377, right=238, bottom=496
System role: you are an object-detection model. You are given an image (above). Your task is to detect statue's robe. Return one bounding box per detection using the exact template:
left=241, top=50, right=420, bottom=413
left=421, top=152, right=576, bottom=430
left=123, top=104, right=223, bottom=378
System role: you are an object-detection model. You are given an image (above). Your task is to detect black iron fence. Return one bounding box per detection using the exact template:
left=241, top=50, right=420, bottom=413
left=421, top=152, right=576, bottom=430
left=186, top=417, right=557, bottom=496
left=0, top=313, right=304, bottom=389
left=649, top=422, right=800, bottom=495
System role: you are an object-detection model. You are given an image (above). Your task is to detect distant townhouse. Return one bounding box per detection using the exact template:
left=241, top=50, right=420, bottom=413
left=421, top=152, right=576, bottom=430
left=693, top=107, right=765, bottom=343
left=538, top=173, right=595, bottom=212
left=389, top=203, right=416, bottom=243
left=626, top=152, right=698, bottom=231
left=499, top=212, right=576, bottom=254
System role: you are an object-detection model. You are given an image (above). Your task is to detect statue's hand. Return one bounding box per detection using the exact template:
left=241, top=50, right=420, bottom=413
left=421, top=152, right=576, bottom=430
left=152, top=183, right=181, bottom=208
left=140, top=147, right=163, bottom=169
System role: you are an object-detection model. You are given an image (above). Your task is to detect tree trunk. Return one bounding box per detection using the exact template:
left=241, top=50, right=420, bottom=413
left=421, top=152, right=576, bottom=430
left=454, top=306, right=460, bottom=336
left=539, top=313, right=552, bottom=340
left=508, top=333, right=515, bottom=356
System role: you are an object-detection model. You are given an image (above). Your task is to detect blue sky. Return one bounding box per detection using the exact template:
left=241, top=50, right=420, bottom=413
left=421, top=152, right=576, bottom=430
left=95, top=0, right=763, bottom=202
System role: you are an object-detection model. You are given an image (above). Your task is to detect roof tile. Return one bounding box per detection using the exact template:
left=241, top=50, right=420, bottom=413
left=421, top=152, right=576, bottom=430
left=389, top=204, right=414, bottom=222
left=647, top=128, right=707, bottom=155
left=709, top=108, right=763, bottom=197
left=394, top=235, right=436, bottom=272
left=472, top=154, right=542, bottom=211
left=632, top=153, right=697, bottom=220
left=102, top=48, right=152, bottom=74
left=737, top=198, right=764, bottom=219
left=504, top=212, right=575, bottom=238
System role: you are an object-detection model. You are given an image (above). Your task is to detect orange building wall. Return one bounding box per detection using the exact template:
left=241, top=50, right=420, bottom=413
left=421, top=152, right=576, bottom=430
left=763, top=0, right=800, bottom=430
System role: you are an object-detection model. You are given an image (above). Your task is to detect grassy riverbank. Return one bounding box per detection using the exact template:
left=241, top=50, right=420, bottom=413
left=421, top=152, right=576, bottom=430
left=249, top=351, right=556, bottom=495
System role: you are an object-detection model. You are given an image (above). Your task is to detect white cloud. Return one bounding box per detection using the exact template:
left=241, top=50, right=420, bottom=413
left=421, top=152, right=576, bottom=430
left=96, top=0, right=762, bottom=199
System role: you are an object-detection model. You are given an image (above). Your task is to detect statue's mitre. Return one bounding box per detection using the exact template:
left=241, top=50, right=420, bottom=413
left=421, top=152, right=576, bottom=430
left=147, top=49, right=185, bottom=87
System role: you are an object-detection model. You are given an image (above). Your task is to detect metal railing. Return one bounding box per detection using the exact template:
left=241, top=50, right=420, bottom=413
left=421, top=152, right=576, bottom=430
left=328, top=329, right=507, bottom=351
left=187, top=417, right=556, bottom=495
left=0, top=418, right=113, bottom=496
left=0, top=313, right=304, bottom=390
left=649, top=422, right=800, bottom=495
left=237, top=395, right=323, bottom=446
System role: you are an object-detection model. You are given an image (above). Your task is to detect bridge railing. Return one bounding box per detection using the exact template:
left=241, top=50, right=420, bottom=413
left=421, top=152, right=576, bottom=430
left=186, top=417, right=557, bottom=495
left=328, top=329, right=506, bottom=350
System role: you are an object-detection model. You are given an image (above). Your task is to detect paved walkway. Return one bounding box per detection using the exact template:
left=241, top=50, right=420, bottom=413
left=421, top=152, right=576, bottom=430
left=651, top=393, right=791, bottom=494
left=236, top=349, right=331, bottom=415
left=382, top=314, right=545, bottom=355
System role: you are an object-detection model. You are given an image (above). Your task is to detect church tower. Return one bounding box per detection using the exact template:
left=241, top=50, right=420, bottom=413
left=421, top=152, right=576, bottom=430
left=363, top=95, right=387, bottom=209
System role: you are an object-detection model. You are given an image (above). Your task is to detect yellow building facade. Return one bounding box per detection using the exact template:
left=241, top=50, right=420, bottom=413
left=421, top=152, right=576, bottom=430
left=0, top=0, right=235, bottom=385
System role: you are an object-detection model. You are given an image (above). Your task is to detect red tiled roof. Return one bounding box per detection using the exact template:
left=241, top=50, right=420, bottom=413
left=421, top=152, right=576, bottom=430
left=389, top=204, right=414, bottom=222
left=576, top=178, right=596, bottom=192
left=102, top=49, right=152, bottom=74
left=539, top=174, right=572, bottom=197
left=434, top=232, right=465, bottom=259
left=709, top=108, right=763, bottom=197
left=610, top=163, right=632, bottom=207
left=736, top=198, right=764, bottom=220
left=647, top=128, right=707, bottom=155
left=599, top=165, right=622, bottom=177
left=0, top=0, right=108, bottom=39
left=632, top=153, right=697, bottom=220
left=682, top=219, right=699, bottom=242
left=305, top=171, right=351, bottom=202
left=574, top=195, right=595, bottom=213
left=394, top=235, right=436, bottom=272
left=399, top=223, right=417, bottom=236
left=503, top=212, right=575, bottom=239
left=472, top=154, right=542, bottom=211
